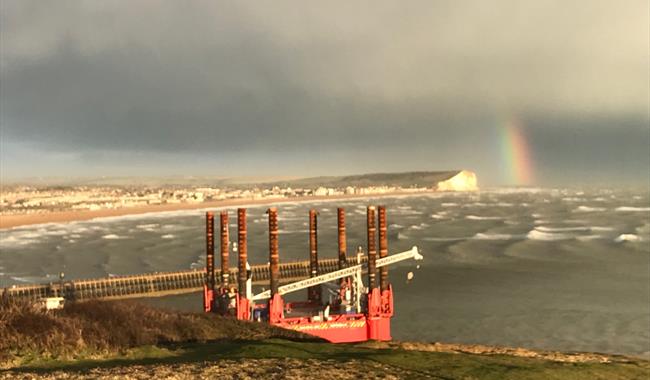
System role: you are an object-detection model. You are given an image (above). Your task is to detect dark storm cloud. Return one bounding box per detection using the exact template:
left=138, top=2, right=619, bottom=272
left=1, top=0, right=648, bottom=183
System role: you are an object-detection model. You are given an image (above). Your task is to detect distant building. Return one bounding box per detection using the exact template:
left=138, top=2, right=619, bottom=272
left=314, top=187, right=328, bottom=196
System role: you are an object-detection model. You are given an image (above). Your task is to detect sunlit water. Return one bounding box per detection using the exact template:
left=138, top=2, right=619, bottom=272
left=1, top=188, right=649, bottom=357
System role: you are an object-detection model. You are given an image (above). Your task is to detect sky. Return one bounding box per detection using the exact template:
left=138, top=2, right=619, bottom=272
left=1, top=0, right=649, bottom=187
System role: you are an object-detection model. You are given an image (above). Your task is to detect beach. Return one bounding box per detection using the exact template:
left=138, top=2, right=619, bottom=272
left=0, top=191, right=431, bottom=229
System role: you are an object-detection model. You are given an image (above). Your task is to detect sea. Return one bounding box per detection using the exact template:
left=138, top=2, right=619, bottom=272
left=1, top=188, right=649, bottom=358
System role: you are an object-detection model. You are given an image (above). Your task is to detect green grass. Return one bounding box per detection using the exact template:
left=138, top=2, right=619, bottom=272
left=8, top=339, right=650, bottom=380
left=3, top=299, right=648, bottom=379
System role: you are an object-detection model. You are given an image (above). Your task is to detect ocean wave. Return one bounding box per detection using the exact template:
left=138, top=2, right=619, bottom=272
left=136, top=223, right=159, bottom=232
left=636, top=223, right=650, bottom=235
left=473, top=233, right=516, bottom=240
left=486, top=187, right=546, bottom=194
left=615, top=234, right=640, bottom=242
left=441, top=203, right=458, bottom=207
left=562, top=197, right=586, bottom=202
left=573, top=206, right=606, bottom=212
left=161, top=234, right=175, bottom=239
left=576, top=235, right=604, bottom=241
left=422, top=236, right=467, bottom=242
left=389, top=223, right=404, bottom=229
left=397, top=232, right=410, bottom=240
left=465, top=215, right=502, bottom=221
left=463, top=202, right=488, bottom=207
left=395, top=209, right=424, bottom=216
left=102, top=234, right=126, bottom=240
left=408, top=223, right=430, bottom=230
left=0, top=235, right=40, bottom=248
left=37, top=228, right=69, bottom=236
left=535, top=226, right=612, bottom=233
left=526, top=229, right=573, bottom=241
left=615, top=207, right=650, bottom=212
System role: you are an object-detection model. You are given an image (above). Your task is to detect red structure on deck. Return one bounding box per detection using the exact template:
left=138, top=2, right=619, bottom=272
left=202, top=205, right=420, bottom=343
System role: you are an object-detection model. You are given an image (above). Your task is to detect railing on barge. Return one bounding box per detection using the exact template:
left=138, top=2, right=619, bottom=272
left=1, top=256, right=367, bottom=302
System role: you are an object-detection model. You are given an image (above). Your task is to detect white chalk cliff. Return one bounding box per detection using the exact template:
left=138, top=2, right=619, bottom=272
left=435, top=170, right=478, bottom=191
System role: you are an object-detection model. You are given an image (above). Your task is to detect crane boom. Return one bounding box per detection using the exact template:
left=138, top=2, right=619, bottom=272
left=252, top=246, right=421, bottom=301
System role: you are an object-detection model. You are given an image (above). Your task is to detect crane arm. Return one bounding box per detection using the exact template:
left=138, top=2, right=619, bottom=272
left=251, top=246, right=421, bottom=301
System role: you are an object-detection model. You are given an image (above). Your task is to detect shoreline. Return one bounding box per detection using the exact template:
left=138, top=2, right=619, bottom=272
left=0, top=190, right=436, bottom=229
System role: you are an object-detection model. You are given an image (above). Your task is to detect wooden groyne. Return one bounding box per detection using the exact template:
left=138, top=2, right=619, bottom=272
left=1, top=256, right=366, bottom=302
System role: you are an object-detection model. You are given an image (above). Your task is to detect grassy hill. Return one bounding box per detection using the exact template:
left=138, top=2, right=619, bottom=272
left=1, top=300, right=647, bottom=379
left=258, top=171, right=461, bottom=189
left=4, top=171, right=461, bottom=189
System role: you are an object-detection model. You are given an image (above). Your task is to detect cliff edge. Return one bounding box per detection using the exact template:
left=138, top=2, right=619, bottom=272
left=435, top=170, right=479, bottom=191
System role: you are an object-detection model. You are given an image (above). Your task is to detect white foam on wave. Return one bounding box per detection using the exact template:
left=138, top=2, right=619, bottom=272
left=465, top=215, right=502, bottom=221
left=535, top=226, right=589, bottom=232
left=562, top=197, right=586, bottom=202
left=441, top=203, right=458, bottom=207
left=389, top=223, right=404, bottom=229
left=615, top=234, right=640, bottom=242
left=615, top=207, right=650, bottom=212
left=102, top=234, right=126, bottom=240
left=526, top=229, right=573, bottom=241
left=136, top=223, right=159, bottom=231
left=397, top=232, right=410, bottom=240
left=473, top=233, right=516, bottom=240
left=161, top=234, right=175, bottom=239
left=592, top=226, right=616, bottom=232
left=574, top=206, right=606, bottom=212
left=463, top=202, right=488, bottom=207
left=408, top=223, right=430, bottom=230
left=0, top=235, right=39, bottom=248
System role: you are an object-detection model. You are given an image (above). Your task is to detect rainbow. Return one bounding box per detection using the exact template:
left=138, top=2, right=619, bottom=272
left=501, top=119, right=533, bottom=185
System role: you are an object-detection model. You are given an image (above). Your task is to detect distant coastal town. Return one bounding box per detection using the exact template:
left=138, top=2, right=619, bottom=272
left=0, top=184, right=418, bottom=216
left=0, top=170, right=478, bottom=230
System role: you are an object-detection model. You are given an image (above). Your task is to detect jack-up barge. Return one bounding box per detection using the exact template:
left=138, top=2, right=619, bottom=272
left=203, top=206, right=422, bottom=343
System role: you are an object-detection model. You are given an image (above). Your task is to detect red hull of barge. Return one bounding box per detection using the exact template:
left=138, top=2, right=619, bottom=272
left=203, top=206, right=412, bottom=344
left=278, top=314, right=391, bottom=343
